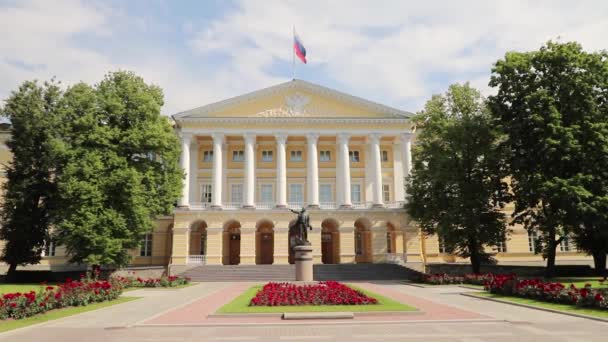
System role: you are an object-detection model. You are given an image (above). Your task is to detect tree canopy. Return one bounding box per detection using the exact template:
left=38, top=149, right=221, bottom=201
left=406, top=83, right=511, bottom=273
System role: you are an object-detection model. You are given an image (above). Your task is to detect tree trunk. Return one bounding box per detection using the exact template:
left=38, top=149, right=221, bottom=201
left=592, top=251, right=607, bottom=278
left=544, top=230, right=561, bottom=279
left=6, top=263, right=17, bottom=282
left=469, top=240, right=481, bottom=274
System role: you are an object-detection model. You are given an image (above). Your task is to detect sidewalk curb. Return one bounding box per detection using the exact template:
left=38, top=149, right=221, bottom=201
left=461, top=293, right=608, bottom=324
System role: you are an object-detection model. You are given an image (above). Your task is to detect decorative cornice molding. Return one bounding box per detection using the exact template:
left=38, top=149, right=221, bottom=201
left=178, top=117, right=410, bottom=125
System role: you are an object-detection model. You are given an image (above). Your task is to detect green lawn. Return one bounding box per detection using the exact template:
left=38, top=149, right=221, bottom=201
left=551, top=278, right=608, bottom=289
left=472, top=292, right=608, bottom=319
left=217, top=285, right=417, bottom=313
left=0, top=296, right=140, bottom=333
left=0, top=283, right=54, bottom=295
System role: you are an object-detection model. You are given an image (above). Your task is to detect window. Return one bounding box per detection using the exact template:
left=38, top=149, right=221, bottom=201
left=203, top=150, right=213, bottom=162
left=201, top=184, right=212, bottom=203
left=438, top=236, right=447, bottom=253
left=381, top=150, right=389, bottom=162
left=289, top=184, right=304, bottom=203
left=260, top=184, right=273, bottom=203
left=355, top=232, right=363, bottom=255
left=231, top=184, right=243, bottom=204
left=319, top=184, right=332, bottom=203
left=232, top=150, right=244, bottom=162
left=319, top=150, right=331, bottom=162
left=387, top=233, right=393, bottom=253
left=496, top=236, right=507, bottom=253
left=140, top=233, right=152, bottom=257
left=560, top=236, right=573, bottom=252
left=351, top=184, right=361, bottom=203
left=382, top=184, right=390, bottom=202
left=528, top=231, right=539, bottom=253
left=262, top=150, right=273, bottom=162
left=349, top=150, right=360, bottom=162
left=290, top=150, right=303, bottom=161
left=44, top=238, right=56, bottom=257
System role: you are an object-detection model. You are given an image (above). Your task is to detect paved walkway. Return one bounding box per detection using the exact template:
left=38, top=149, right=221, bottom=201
left=0, top=281, right=606, bottom=341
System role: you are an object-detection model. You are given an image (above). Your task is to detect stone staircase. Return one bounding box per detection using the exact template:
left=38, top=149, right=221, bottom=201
left=177, top=263, right=423, bottom=282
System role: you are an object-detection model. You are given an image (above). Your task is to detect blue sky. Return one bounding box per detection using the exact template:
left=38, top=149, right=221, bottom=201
left=1, top=0, right=608, bottom=115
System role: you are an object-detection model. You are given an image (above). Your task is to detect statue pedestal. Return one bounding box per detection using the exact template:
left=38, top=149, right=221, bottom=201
left=294, top=245, right=314, bottom=282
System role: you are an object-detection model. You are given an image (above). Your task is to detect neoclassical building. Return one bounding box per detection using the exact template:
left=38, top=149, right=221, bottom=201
left=0, top=80, right=590, bottom=272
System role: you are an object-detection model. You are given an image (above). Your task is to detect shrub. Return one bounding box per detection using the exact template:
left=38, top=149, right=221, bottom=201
left=112, top=274, right=191, bottom=288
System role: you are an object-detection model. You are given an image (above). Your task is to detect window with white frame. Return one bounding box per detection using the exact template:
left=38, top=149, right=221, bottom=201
left=260, top=184, right=273, bottom=203
left=290, top=150, right=303, bottom=161
left=496, top=236, right=507, bottom=253
left=319, top=184, right=332, bottom=203
left=438, top=236, right=447, bottom=253
left=381, top=150, right=389, bottom=162
left=351, top=184, right=361, bottom=203
left=201, top=184, right=212, bottom=203
left=528, top=231, right=539, bottom=253
left=262, top=150, right=273, bottom=162
left=382, top=184, right=390, bottom=202
left=560, top=236, right=573, bottom=252
left=231, top=184, right=243, bottom=204
left=44, top=238, right=56, bottom=257
left=289, top=184, right=304, bottom=203
left=140, top=233, right=152, bottom=257
left=349, top=150, right=360, bottom=162
left=203, top=150, right=213, bottom=162
left=232, top=150, right=244, bottom=162
left=319, top=150, right=331, bottom=162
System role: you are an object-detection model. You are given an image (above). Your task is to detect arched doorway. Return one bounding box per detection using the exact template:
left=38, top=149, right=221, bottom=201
left=189, top=220, right=208, bottom=257
left=256, top=219, right=274, bottom=264
left=354, top=217, right=372, bottom=263
left=321, top=218, right=340, bottom=264
left=288, top=219, right=298, bottom=264
left=386, top=222, right=398, bottom=255
left=222, top=220, right=241, bottom=265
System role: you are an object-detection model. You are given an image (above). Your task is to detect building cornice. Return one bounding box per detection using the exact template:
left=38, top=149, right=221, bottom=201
left=178, top=117, right=410, bottom=125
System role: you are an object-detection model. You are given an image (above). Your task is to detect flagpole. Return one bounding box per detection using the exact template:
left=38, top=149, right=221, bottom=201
left=292, top=26, right=295, bottom=80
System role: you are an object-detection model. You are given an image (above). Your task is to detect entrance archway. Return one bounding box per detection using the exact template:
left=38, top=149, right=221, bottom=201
left=386, top=222, right=398, bottom=254
left=354, top=217, right=373, bottom=263
left=256, top=219, right=274, bottom=264
left=321, top=218, right=340, bottom=264
left=288, top=219, right=298, bottom=264
left=222, top=220, right=241, bottom=265
left=189, top=220, right=208, bottom=256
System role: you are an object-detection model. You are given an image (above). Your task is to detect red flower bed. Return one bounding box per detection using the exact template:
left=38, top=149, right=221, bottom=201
left=250, top=281, right=378, bottom=306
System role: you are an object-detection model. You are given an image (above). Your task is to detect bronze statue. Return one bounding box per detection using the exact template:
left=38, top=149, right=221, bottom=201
left=290, top=207, right=312, bottom=246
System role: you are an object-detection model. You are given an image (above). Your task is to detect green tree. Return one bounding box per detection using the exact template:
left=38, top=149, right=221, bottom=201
left=489, top=41, right=608, bottom=277
left=0, top=81, right=63, bottom=279
left=406, top=83, right=511, bottom=274
left=55, top=71, right=182, bottom=268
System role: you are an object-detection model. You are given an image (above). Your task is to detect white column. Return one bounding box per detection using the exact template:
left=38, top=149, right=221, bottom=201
left=401, top=132, right=413, bottom=199
left=188, top=138, right=199, bottom=204
left=369, top=133, right=384, bottom=207
left=306, top=133, right=320, bottom=208
left=178, top=133, right=192, bottom=207
left=211, top=133, right=224, bottom=208
left=337, top=133, right=352, bottom=208
left=275, top=133, right=288, bottom=208
left=393, top=137, right=405, bottom=202
left=243, top=133, right=256, bottom=208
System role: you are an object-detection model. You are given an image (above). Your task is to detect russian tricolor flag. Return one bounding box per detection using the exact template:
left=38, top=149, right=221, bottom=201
left=293, top=29, right=307, bottom=64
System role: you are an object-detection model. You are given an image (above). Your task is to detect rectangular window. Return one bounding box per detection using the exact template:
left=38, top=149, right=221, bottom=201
left=44, top=238, right=56, bottom=257
left=528, top=231, right=539, bottom=253
left=351, top=184, right=361, bottom=203
left=232, top=150, right=244, bottom=162
left=289, top=184, right=304, bottom=203
left=203, top=150, right=213, bottom=162
left=260, top=184, right=273, bottom=203
left=382, top=184, right=390, bottom=202
left=438, top=236, right=447, bottom=254
left=140, top=233, right=152, bottom=257
left=496, top=236, right=507, bottom=253
left=387, top=233, right=393, bottom=253
left=201, top=184, right=212, bottom=203
left=319, top=184, right=332, bottom=203
left=231, top=184, right=243, bottom=204
left=355, top=232, right=363, bottom=256
left=381, top=150, right=389, bottom=162
left=319, top=150, right=331, bottom=162
left=262, top=150, right=273, bottom=162
left=560, top=236, right=573, bottom=252
left=290, top=150, right=303, bottom=161
left=349, top=150, right=360, bottom=162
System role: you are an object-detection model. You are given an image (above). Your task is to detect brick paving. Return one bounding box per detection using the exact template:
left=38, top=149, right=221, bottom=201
left=141, top=282, right=486, bottom=325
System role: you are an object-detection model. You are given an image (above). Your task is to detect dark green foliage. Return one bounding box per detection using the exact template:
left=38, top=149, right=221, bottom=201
left=406, top=83, right=511, bottom=273
left=489, top=41, right=608, bottom=277
left=0, top=81, right=64, bottom=278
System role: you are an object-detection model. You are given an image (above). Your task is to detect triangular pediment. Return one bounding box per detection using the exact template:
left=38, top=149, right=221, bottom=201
left=173, top=79, right=412, bottom=120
